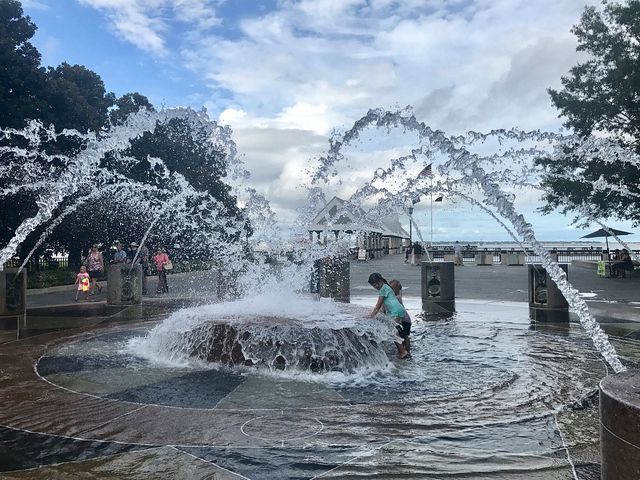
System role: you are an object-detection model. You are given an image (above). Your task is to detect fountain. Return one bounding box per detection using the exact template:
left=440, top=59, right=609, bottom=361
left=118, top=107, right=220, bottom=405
left=1, top=106, right=639, bottom=477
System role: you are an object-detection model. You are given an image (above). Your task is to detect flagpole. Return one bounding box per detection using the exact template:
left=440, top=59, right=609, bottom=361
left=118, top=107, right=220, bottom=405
left=430, top=175, right=433, bottom=246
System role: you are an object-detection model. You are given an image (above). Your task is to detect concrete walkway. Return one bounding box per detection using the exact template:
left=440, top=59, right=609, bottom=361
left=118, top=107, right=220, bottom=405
left=20, top=255, right=640, bottom=327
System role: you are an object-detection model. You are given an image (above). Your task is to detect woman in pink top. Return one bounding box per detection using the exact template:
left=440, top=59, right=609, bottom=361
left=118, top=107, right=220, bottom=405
left=85, top=244, right=104, bottom=295
left=153, top=247, right=169, bottom=294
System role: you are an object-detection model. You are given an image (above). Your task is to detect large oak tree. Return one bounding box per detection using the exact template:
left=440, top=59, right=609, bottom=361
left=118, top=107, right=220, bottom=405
left=538, top=0, right=640, bottom=225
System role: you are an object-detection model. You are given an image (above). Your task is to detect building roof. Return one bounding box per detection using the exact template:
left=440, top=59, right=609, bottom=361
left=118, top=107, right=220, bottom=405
left=308, top=196, right=409, bottom=239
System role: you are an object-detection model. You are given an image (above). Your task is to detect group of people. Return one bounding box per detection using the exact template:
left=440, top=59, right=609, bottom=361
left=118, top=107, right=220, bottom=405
left=404, top=242, right=424, bottom=264
left=74, top=242, right=172, bottom=300
left=367, top=272, right=411, bottom=358
left=611, top=249, right=635, bottom=278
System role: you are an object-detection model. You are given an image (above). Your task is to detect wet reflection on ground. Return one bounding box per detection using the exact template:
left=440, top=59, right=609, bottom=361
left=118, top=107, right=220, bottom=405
left=1, top=298, right=638, bottom=479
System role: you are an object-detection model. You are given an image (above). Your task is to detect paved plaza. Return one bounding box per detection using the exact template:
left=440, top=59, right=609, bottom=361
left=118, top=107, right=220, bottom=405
left=0, top=254, right=638, bottom=479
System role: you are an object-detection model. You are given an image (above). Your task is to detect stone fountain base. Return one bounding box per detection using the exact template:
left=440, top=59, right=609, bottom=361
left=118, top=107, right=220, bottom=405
left=181, top=317, right=388, bottom=373
left=600, top=371, right=640, bottom=480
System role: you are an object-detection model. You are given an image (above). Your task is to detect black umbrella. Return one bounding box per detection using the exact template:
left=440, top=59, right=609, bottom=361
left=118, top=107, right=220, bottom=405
left=581, top=228, right=634, bottom=274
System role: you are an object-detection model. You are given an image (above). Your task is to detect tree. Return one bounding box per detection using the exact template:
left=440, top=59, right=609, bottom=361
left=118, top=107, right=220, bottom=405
left=0, top=4, right=248, bottom=269
left=109, top=92, right=155, bottom=125
left=0, top=0, right=48, bottom=127
left=44, top=63, right=115, bottom=132
left=538, top=0, right=640, bottom=224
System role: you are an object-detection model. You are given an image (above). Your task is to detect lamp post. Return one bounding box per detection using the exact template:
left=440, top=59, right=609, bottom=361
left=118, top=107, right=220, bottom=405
left=408, top=205, right=413, bottom=247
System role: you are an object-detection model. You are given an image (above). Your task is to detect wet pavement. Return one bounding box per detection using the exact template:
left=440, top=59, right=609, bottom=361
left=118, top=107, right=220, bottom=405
left=0, top=256, right=638, bottom=479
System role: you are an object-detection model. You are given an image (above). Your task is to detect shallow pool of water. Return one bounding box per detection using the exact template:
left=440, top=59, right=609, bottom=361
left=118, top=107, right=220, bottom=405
left=2, top=297, right=637, bottom=479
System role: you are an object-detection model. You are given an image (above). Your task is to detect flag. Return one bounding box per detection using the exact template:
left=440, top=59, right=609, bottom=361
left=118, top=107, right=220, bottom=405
left=417, top=164, right=433, bottom=179
left=435, top=196, right=443, bottom=202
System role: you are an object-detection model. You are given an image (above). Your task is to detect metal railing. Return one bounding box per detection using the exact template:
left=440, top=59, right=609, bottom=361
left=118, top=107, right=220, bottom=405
left=4, top=256, right=69, bottom=271
left=419, top=248, right=639, bottom=264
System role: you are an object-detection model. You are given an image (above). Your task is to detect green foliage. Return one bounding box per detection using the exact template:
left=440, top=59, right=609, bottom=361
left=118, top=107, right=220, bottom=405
left=540, top=0, right=640, bottom=224
left=0, top=3, right=249, bottom=268
left=109, top=92, right=155, bottom=125
left=44, top=63, right=115, bottom=132
left=0, top=0, right=47, bottom=127
left=26, top=268, right=76, bottom=289
left=549, top=1, right=640, bottom=146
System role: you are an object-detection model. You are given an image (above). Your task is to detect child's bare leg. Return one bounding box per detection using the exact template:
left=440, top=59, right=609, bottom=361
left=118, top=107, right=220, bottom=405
left=395, top=342, right=407, bottom=358
left=404, top=336, right=410, bottom=353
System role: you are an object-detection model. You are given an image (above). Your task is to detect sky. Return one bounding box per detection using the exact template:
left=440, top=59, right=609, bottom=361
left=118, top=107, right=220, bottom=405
left=20, top=0, right=640, bottom=244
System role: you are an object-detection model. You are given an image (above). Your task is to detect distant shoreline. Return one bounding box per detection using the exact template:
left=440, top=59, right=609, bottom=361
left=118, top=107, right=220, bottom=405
left=428, top=241, right=640, bottom=250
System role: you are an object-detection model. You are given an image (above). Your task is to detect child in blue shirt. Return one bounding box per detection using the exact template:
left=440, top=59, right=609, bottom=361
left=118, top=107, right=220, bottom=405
left=389, top=279, right=411, bottom=355
left=367, top=272, right=409, bottom=358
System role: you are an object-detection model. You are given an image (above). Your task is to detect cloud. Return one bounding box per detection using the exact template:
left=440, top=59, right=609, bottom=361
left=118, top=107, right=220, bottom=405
left=78, top=0, right=221, bottom=56
left=21, top=0, right=51, bottom=10
left=81, top=0, right=602, bottom=236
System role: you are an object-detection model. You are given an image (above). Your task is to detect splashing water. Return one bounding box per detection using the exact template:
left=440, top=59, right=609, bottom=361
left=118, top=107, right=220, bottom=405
left=2, top=104, right=635, bottom=375
left=298, top=107, right=629, bottom=373
left=130, top=291, right=396, bottom=374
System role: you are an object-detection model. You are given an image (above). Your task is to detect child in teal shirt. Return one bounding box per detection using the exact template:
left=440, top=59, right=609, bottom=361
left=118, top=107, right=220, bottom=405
left=367, top=272, right=409, bottom=358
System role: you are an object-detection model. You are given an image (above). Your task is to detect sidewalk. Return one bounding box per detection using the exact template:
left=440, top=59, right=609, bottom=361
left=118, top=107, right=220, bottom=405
left=21, top=256, right=640, bottom=330
left=26, top=269, right=220, bottom=307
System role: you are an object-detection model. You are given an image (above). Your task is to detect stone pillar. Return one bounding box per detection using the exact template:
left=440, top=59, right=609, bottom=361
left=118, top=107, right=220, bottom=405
left=475, top=253, right=493, bottom=265
left=600, top=372, right=640, bottom=480
left=107, top=264, right=142, bottom=305
left=318, top=259, right=350, bottom=303
left=0, top=269, right=26, bottom=331
left=501, top=253, right=525, bottom=265
left=528, top=264, right=569, bottom=322
left=422, top=261, right=455, bottom=313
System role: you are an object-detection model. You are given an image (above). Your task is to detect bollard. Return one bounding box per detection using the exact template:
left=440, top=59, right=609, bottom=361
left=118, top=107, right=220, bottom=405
left=421, top=261, right=455, bottom=313
left=501, top=253, right=525, bottom=265
left=528, top=264, right=569, bottom=322
left=0, top=268, right=26, bottom=333
left=600, top=372, right=640, bottom=480
left=475, top=254, right=493, bottom=265
left=107, top=264, right=142, bottom=305
left=318, top=259, right=350, bottom=303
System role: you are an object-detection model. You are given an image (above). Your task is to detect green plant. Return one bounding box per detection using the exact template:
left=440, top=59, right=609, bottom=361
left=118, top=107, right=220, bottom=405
left=27, top=269, right=76, bottom=289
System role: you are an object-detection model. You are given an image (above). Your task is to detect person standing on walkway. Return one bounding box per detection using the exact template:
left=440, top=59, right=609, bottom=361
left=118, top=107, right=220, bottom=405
left=112, top=242, right=127, bottom=263
left=134, top=243, right=150, bottom=295
left=153, top=247, right=170, bottom=294
left=85, top=244, right=104, bottom=295
left=75, top=265, right=91, bottom=302
left=405, top=244, right=412, bottom=263
left=453, top=241, right=464, bottom=266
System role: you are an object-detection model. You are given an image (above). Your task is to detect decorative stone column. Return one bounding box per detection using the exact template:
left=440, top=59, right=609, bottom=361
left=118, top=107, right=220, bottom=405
left=107, top=264, right=142, bottom=305
left=528, top=264, right=569, bottom=322
left=0, top=269, right=26, bottom=330
left=600, top=372, right=640, bottom=480
left=421, top=261, right=455, bottom=313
